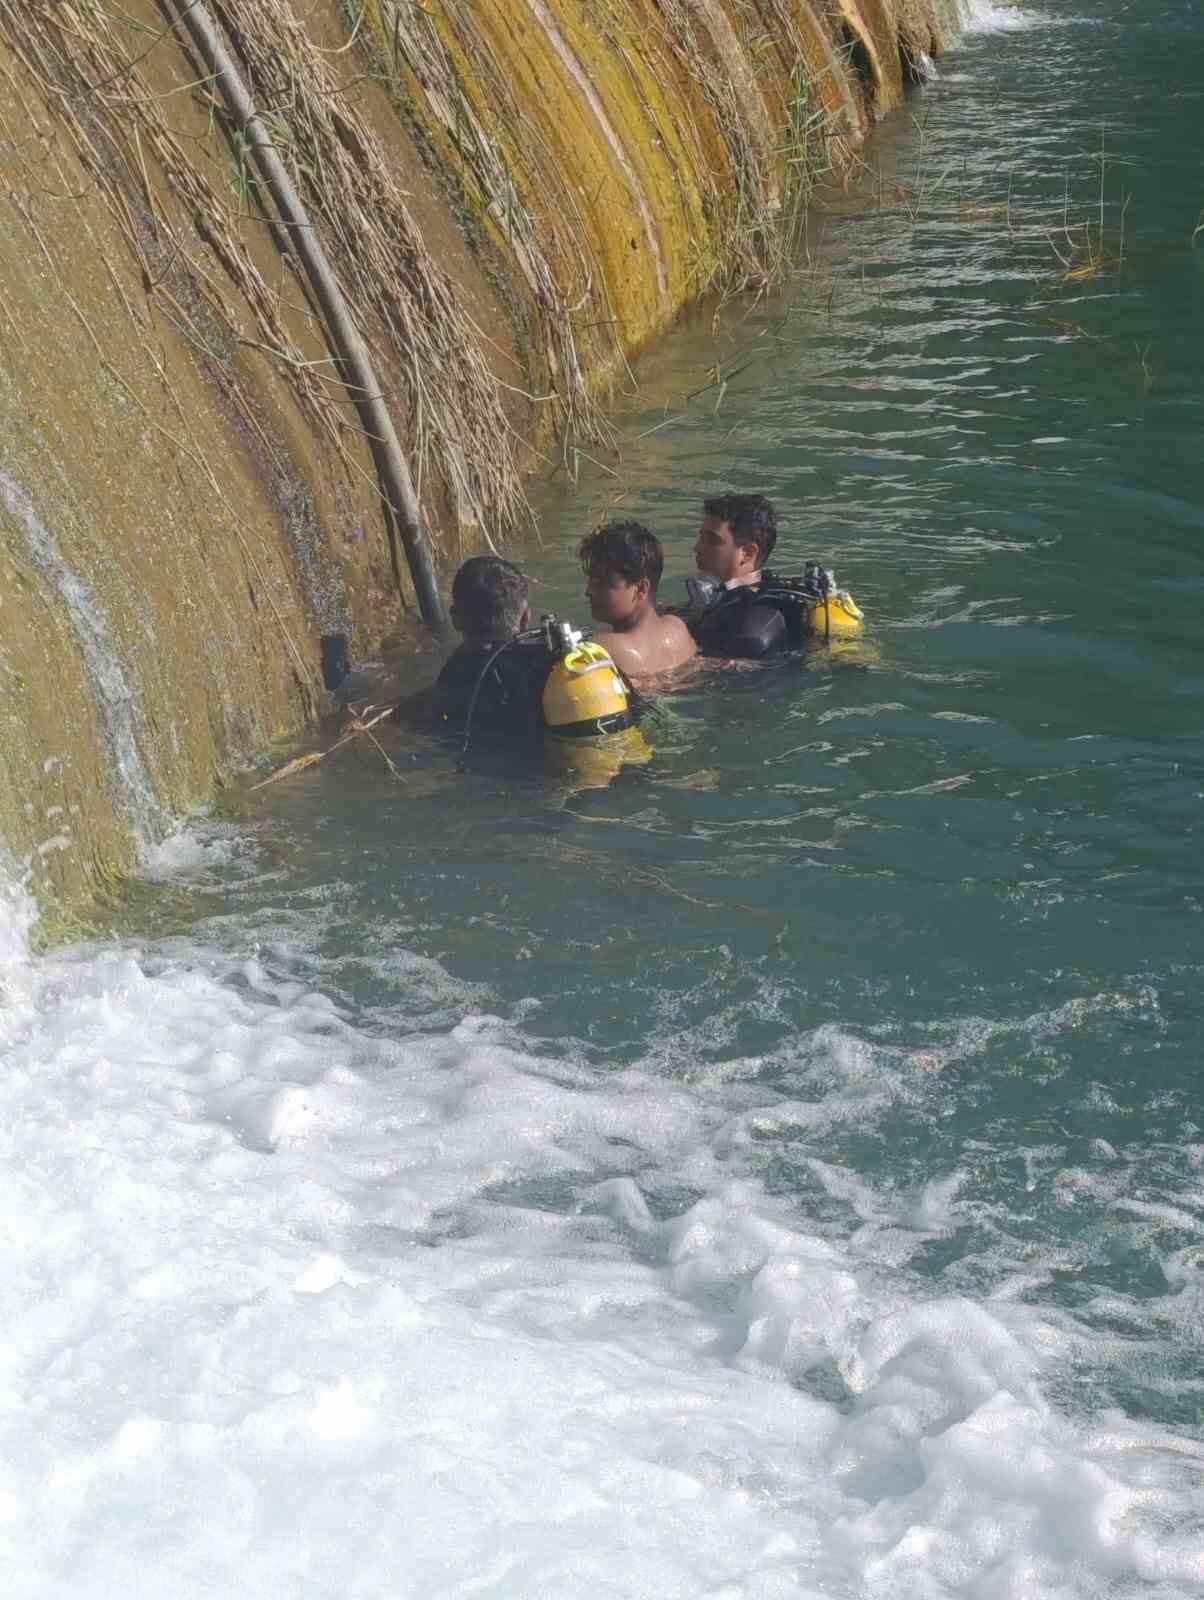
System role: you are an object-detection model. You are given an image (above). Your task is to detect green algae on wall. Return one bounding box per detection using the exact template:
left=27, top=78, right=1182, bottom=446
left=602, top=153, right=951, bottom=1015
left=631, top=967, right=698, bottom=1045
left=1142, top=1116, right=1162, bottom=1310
left=0, top=46, right=321, bottom=916
left=361, top=0, right=954, bottom=427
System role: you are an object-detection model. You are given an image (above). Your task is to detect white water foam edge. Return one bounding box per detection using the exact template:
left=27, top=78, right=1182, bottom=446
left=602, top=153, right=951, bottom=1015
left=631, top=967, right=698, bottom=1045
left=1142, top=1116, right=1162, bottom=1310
left=2, top=858, right=1203, bottom=1600
left=958, top=0, right=1047, bottom=34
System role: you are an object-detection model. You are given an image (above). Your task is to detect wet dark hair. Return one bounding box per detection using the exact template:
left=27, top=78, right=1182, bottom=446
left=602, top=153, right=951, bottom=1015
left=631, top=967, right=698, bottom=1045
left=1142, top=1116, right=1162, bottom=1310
left=450, top=555, right=529, bottom=637
left=703, top=492, right=778, bottom=567
left=579, top=520, right=664, bottom=595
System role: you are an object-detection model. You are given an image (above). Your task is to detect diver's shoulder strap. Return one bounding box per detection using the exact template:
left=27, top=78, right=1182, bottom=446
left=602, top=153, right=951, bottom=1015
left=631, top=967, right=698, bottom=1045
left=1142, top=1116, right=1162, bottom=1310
left=435, top=635, right=552, bottom=744
left=755, top=570, right=813, bottom=600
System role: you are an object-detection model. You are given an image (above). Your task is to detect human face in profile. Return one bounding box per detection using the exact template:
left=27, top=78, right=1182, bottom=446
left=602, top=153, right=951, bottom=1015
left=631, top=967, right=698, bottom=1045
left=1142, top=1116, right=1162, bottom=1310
left=695, top=515, right=755, bottom=584
left=585, top=565, right=650, bottom=630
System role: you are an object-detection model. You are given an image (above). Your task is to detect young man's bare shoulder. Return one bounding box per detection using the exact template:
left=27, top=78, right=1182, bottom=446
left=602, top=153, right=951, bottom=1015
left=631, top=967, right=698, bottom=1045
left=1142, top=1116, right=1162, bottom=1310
left=659, top=612, right=694, bottom=643
left=591, top=627, right=640, bottom=672
left=593, top=616, right=696, bottom=679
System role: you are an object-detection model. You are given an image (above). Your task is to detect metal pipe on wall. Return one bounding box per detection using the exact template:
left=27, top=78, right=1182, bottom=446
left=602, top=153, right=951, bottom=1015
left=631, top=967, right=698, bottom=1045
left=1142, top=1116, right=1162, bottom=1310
left=163, top=0, right=447, bottom=630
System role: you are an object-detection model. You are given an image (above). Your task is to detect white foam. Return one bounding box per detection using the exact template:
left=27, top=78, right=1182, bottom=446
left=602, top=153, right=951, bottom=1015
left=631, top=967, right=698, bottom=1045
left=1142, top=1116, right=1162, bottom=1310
left=957, top=0, right=1044, bottom=33
left=0, top=861, right=36, bottom=967
left=0, top=860, right=38, bottom=1022
left=0, top=859, right=1201, bottom=1597
left=142, top=824, right=250, bottom=880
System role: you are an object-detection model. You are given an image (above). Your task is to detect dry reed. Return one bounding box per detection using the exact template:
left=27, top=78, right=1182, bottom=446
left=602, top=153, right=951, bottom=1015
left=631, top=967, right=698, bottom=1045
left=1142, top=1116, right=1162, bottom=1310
left=0, top=0, right=529, bottom=589
left=359, top=0, right=618, bottom=470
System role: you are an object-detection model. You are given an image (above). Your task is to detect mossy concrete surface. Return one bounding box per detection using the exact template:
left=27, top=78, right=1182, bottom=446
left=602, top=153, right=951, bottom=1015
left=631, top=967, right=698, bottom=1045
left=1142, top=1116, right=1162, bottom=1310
left=0, top=31, right=339, bottom=921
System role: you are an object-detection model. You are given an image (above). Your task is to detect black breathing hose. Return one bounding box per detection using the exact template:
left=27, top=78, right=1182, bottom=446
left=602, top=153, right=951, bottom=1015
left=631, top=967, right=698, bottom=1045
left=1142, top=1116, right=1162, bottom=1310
left=459, top=630, right=541, bottom=758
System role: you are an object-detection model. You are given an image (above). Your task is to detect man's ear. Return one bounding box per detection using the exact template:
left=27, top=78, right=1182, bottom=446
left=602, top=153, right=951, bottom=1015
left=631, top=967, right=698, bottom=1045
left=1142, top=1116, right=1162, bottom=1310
left=636, top=577, right=652, bottom=600
left=737, top=541, right=761, bottom=570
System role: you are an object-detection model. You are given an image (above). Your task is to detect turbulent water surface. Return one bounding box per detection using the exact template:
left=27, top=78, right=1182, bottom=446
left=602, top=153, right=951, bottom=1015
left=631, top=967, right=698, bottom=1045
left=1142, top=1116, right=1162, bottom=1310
left=4, top=2, right=1204, bottom=1595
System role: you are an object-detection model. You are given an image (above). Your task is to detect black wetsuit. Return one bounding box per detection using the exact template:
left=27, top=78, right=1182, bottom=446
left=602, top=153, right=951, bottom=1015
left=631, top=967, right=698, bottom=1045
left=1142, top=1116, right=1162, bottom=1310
left=430, top=637, right=553, bottom=742
left=685, top=571, right=818, bottom=659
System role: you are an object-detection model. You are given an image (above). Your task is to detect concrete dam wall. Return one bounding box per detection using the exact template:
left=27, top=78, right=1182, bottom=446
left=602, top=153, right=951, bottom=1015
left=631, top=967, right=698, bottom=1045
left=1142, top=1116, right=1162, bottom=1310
left=0, top=0, right=957, bottom=923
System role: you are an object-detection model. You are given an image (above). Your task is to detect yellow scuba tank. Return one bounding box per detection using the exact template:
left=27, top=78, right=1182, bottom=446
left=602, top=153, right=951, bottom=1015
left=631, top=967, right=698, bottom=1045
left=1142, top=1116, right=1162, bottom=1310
left=537, top=617, right=652, bottom=788
left=808, top=589, right=864, bottom=637
left=540, top=622, right=635, bottom=738
left=799, top=563, right=864, bottom=639
left=545, top=721, right=652, bottom=791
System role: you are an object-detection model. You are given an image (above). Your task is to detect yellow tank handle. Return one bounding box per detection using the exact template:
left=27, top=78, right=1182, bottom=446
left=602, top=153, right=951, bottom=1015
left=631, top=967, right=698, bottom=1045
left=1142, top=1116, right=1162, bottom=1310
left=562, top=641, right=619, bottom=675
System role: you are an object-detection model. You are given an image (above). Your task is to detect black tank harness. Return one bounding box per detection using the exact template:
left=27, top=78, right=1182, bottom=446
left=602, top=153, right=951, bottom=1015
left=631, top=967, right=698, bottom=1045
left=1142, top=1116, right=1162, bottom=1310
left=684, top=565, right=838, bottom=658
left=432, top=631, right=551, bottom=750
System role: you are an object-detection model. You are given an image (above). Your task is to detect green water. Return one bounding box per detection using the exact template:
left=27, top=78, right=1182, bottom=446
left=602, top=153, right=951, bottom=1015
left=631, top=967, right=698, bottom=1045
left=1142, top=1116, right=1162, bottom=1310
left=117, top=0, right=1203, bottom=1433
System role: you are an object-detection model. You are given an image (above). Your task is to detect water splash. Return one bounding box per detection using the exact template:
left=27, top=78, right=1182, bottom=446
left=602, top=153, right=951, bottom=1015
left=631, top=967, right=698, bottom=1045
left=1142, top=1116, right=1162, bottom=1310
left=957, top=0, right=1041, bottom=31
left=0, top=856, right=37, bottom=1024
left=1, top=892, right=1201, bottom=1596
left=0, top=469, right=166, bottom=852
left=0, top=857, right=35, bottom=968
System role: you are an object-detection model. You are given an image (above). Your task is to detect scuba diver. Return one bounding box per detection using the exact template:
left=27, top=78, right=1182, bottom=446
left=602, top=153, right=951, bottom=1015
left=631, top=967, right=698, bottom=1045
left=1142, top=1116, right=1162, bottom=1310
left=580, top=521, right=697, bottom=680
left=680, top=492, right=862, bottom=658
left=422, top=555, right=642, bottom=757
left=427, top=555, right=549, bottom=741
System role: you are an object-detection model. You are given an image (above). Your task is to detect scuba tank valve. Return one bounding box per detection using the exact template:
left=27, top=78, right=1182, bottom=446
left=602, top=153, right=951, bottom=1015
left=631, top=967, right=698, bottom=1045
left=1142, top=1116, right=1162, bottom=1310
left=803, top=563, right=834, bottom=644
left=542, top=614, right=584, bottom=656
left=801, top=562, right=834, bottom=601
left=802, top=562, right=863, bottom=639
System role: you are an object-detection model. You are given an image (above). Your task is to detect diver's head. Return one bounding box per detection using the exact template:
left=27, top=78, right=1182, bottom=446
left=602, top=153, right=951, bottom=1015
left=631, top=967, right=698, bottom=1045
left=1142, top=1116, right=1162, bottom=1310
left=450, top=555, right=531, bottom=642
left=580, top=520, right=663, bottom=630
left=695, top=492, right=777, bottom=584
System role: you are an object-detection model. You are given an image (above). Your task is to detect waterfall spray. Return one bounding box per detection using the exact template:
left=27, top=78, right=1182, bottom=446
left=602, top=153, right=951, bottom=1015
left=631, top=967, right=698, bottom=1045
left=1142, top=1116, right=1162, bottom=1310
left=0, top=471, right=167, bottom=850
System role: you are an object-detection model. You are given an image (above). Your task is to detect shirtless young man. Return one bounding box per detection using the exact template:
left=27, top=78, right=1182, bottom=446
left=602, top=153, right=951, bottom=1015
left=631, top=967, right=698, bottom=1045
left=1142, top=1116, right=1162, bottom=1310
left=580, top=521, right=697, bottom=679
